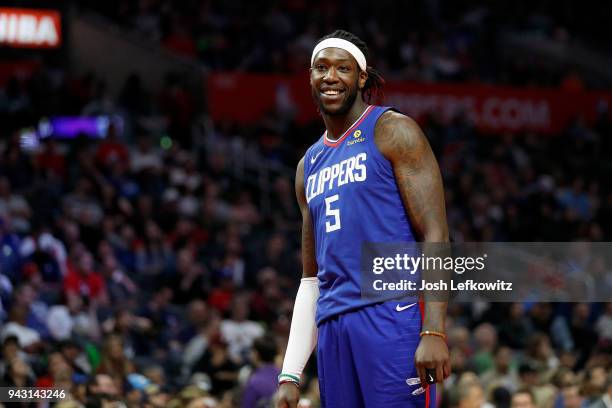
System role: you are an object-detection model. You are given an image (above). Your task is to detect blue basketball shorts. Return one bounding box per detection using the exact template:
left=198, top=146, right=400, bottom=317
left=317, top=301, right=435, bottom=408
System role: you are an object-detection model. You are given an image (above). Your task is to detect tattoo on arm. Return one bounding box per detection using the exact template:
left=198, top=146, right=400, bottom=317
left=375, top=112, right=448, bottom=242
left=375, top=113, right=449, bottom=332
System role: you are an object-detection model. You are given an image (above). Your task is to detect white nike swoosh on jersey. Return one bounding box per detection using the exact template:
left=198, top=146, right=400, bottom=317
left=310, top=150, right=323, bottom=164
left=395, top=303, right=417, bottom=312
left=428, top=373, right=435, bottom=383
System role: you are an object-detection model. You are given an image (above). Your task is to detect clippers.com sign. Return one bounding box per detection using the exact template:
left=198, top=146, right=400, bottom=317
left=208, top=73, right=612, bottom=135
left=0, top=8, right=61, bottom=49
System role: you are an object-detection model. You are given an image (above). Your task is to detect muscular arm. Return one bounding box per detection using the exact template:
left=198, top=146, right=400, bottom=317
left=375, top=111, right=448, bottom=244
left=295, top=157, right=318, bottom=278
left=375, top=111, right=451, bottom=384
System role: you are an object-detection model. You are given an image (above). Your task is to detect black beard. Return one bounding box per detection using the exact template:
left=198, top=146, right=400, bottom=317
left=312, top=83, right=359, bottom=116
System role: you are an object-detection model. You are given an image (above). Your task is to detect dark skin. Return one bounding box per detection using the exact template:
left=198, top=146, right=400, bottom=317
left=277, top=48, right=450, bottom=408
left=375, top=111, right=451, bottom=387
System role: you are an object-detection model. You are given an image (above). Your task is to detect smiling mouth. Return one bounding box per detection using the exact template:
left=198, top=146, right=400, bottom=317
left=321, top=89, right=344, bottom=98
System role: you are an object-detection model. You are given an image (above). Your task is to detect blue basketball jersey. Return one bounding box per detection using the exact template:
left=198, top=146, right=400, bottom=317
left=303, top=105, right=417, bottom=325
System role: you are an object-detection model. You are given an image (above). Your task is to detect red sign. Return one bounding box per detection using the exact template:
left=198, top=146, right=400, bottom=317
left=0, top=8, right=62, bottom=49
left=207, top=73, right=317, bottom=124
left=208, top=73, right=612, bottom=135
left=384, top=82, right=612, bottom=135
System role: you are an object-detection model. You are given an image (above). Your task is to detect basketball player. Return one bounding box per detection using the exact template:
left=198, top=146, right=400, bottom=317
left=276, top=30, right=450, bottom=407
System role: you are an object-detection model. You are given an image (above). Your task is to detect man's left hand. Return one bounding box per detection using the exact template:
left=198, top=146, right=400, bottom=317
left=414, top=335, right=450, bottom=388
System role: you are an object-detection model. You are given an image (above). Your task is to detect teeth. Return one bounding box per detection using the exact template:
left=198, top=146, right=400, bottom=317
left=323, top=90, right=340, bottom=95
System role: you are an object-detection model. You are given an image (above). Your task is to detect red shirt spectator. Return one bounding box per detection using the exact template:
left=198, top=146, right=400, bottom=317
left=35, top=352, right=73, bottom=389
left=36, top=140, right=66, bottom=178
left=209, top=279, right=234, bottom=314
left=95, top=129, right=129, bottom=168
left=64, top=252, right=106, bottom=299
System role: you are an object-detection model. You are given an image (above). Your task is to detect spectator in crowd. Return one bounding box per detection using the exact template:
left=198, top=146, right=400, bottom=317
left=181, top=306, right=220, bottom=380
left=0, top=336, right=22, bottom=378
left=556, top=383, right=586, bottom=408
left=452, top=374, right=488, bottom=408
left=595, top=302, right=612, bottom=345
left=582, top=366, right=609, bottom=405
left=0, top=176, right=31, bottom=234
left=491, top=386, right=512, bottom=408
left=220, top=295, right=264, bottom=364
left=570, top=304, right=599, bottom=368
left=193, top=334, right=239, bottom=397
left=588, top=372, right=612, bottom=408
left=58, top=339, right=92, bottom=376
left=95, top=127, right=130, bottom=169
left=1, top=11, right=611, bottom=403
left=47, top=292, right=101, bottom=342
left=86, top=372, right=121, bottom=406
left=11, top=283, right=49, bottom=340
left=97, top=333, right=136, bottom=386
left=0, top=305, right=42, bottom=353
left=499, top=303, right=531, bottom=349
left=35, top=351, right=74, bottom=390
left=143, top=364, right=167, bottom=391
left=471, top=323, right=498, bottom=374
left=480, top=346, right=520, bottom=394
left=101, top=308, right=153, bottom=358
left=1, top=355, right=35, bottom=388
left=168, top=247, right=208, bottom=305
left=518, top=362, right=557, bottom=408
left=138, top=286, right=179, bottom=356
left=524, top=333, right=560, bottom=378
left=63, top=250, right=108, bottom=303
left=19, top=223, right=67, bottom=281
left=511, top=388, right=537, bottom=408
left=241, top=335, right=280, bottom=408
left=527, top=305, right=573, bottom=353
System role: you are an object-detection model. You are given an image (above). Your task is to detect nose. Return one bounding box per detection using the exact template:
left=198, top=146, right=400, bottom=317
left=323, top=67, right=339, bottom=82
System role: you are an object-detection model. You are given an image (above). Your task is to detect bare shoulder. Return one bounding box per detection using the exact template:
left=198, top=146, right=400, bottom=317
left=296, top=155, right=305, bottom=176
left=374, top=110, right=426, bottom=161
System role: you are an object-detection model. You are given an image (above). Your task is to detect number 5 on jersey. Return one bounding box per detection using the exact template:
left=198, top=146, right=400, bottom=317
left=325, top=194, right=341, bottom=232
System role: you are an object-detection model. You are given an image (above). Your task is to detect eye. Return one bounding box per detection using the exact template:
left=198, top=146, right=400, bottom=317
left=315, top=64, right=327, bottom=71
left=338, top=66, right=350, bottom=72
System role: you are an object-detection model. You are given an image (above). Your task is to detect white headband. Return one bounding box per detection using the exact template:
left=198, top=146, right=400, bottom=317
left=311, top=38, right=367, bottom=71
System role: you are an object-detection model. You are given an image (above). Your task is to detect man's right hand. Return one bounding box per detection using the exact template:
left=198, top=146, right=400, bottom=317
left=276, top=383, right=300, bottom=408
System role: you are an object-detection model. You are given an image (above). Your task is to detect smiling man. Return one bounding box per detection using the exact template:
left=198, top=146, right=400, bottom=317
left=276, top=30, right=450, bottom=408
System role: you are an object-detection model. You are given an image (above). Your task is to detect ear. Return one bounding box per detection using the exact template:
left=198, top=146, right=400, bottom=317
left=358, top=70, right=368, bottom=90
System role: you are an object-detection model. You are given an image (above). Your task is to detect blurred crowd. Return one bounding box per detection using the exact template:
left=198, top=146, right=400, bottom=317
left=79, top=0, right=610, bottom=88
left=1, top=7, right=612, bottom=406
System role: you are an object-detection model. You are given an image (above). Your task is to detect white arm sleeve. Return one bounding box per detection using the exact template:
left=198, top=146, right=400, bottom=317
left=280, top=277, right=319, bottom=380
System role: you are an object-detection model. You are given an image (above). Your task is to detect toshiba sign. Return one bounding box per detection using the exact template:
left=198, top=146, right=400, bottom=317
left=0, top=8, right=61, bottom=49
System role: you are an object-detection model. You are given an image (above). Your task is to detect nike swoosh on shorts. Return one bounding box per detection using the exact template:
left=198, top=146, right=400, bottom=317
left=395, top=303, right=417, bottom=312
